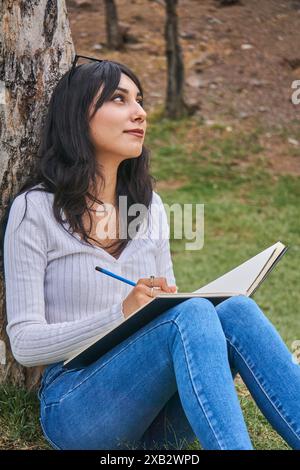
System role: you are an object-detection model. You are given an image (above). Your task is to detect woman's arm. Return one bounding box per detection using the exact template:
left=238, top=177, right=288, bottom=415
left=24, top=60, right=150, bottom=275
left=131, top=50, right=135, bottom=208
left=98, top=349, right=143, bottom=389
left=3, top=193, right=125, bottom=367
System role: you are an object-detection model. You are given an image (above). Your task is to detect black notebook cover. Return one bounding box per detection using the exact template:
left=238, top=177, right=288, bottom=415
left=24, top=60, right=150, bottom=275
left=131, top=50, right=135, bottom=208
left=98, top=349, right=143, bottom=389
left=63, top=242, right=288, bottom=370
left=63, top=294, right=231, bottom=370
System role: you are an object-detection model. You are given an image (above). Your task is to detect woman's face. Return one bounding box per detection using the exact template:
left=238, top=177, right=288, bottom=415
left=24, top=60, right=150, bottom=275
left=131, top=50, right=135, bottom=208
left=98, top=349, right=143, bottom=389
left=89, top=73, right=147, bottom=163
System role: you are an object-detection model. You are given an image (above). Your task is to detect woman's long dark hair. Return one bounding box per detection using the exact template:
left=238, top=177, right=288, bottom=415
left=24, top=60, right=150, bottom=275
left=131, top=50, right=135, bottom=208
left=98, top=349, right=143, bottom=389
left=0, top=59, right=156, bottom=266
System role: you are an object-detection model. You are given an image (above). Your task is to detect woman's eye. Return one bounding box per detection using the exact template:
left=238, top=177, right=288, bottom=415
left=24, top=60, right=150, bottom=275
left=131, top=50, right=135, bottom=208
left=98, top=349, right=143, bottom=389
left=113, top=94, right=124, bottom=102
left=113, top=94, right=144, bottom=107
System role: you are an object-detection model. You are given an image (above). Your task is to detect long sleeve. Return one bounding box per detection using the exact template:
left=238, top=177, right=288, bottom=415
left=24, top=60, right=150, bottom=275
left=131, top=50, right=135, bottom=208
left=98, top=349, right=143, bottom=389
left=153, top=193, right=177, bottom=287
left=4, top=193, right=125, bottom=367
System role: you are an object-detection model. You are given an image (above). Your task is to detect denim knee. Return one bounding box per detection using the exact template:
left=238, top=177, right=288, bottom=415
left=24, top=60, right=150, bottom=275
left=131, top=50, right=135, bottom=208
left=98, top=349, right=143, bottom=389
left=182, top=297, right=216, bottom=311
left=167, top=297, right=227, bottom=343
left=215, top=295, right=266, bottom=335
left=171, top=297, right=217, bottom=321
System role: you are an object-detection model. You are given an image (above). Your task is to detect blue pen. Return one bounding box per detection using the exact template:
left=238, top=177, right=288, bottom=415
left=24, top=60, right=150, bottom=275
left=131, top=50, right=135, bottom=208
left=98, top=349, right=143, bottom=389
left=95, top=266, right=137, bottom=286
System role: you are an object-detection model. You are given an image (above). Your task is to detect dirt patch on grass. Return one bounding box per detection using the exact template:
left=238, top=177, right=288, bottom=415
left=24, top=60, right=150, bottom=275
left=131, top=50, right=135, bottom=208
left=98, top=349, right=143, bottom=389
left=260, top=134, right=300, bottom=176
left=155, top=178, right=189, bottom=191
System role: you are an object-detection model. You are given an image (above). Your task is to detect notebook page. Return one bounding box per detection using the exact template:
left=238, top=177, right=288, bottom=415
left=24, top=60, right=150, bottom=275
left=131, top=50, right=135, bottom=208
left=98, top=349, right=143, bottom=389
left=247, top=243, right=287, bottom=296
left=193, top=242, right=282, bottom=295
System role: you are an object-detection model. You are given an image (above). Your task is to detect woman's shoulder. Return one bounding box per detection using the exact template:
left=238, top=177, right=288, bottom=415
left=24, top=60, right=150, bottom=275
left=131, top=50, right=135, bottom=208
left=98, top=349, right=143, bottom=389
left=12, top=183, right=52, bottom=207
left=151, top=190, right=164, bottom=207
left=8, top=184, right=53, bottom=228
left=3, top=185, right=52, bottom=256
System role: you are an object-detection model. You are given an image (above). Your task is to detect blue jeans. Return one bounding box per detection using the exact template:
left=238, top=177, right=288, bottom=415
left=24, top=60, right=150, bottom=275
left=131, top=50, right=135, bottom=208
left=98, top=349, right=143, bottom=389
left=38, top=295, right=300, bottom=450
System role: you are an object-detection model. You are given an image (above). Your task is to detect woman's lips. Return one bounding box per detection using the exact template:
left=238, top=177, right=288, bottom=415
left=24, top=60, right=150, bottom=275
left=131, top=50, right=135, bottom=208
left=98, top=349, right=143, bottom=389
left=124, top=131, right=144, bottom=138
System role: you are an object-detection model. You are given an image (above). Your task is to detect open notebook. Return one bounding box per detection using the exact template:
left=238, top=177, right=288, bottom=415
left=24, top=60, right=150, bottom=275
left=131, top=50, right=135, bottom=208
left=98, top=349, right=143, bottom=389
left=64, top=241, right=288, bottom=369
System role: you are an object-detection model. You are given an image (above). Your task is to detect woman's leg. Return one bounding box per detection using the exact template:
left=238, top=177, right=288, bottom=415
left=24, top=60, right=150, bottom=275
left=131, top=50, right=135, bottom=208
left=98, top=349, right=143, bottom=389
left=136, top=391, right=197, bottom=450
left=39, top=297, right=253, bottom=450
left=137, top=362, right=238, bottom=450
left=215, top=295, right=300, bottom=450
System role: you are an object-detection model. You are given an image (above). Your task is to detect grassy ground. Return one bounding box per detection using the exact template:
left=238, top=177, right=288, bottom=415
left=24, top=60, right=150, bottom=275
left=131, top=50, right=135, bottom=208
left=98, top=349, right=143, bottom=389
left=1, top=113, right=299, bottom=450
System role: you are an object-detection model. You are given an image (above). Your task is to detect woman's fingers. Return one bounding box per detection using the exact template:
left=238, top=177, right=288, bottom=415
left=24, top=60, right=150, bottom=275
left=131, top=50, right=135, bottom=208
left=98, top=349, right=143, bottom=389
left=136, top=283, right=163, bottom=298
left=137, top=277, right=172, bottom=292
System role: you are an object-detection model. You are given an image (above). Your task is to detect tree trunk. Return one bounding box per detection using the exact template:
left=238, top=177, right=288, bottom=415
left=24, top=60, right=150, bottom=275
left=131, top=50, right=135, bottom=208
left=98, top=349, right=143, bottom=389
left=104, top=0, right=124, bottom=50
left=217, top=0, right=240, bottom=6
left=0, top=0, right=74, bottom=391
left=164, top=0, right=190, bottom=119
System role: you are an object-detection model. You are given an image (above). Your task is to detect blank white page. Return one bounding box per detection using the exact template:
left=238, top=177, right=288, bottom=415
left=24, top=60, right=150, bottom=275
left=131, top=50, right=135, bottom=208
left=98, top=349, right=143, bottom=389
left=193, top=242, right=282, bottom=295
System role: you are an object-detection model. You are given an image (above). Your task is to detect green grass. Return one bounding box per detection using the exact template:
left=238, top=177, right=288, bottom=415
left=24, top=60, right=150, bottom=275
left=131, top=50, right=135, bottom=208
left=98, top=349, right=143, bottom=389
left=149, top=115, right=300, bottom=348
left=1, top=114, right=299, bottom=450
left=0, top=383, right=50, bottom=450
left=0, top=379, right=291, bottom=450
left=149, top=114, right=299, bottom=450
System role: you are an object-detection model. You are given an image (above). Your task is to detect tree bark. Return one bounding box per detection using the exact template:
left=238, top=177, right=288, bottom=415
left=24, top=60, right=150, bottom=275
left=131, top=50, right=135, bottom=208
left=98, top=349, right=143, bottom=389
left=0, top=0, right=74, bottom=391
left=164, top=0, right=190, bottom=119
left=217, top=0, right=240, bottom=6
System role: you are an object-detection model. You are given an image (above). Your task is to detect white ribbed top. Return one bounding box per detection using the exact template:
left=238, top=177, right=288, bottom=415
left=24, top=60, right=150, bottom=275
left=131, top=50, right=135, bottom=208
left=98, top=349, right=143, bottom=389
left=4, top=185, right=176, bottom=367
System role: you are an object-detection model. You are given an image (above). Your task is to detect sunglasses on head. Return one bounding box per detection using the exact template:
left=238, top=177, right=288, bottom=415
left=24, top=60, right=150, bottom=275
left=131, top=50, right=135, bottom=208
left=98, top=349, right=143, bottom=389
left=68, top=54, right=105, bottom=85
left=67, top=54, right=144, bottom=108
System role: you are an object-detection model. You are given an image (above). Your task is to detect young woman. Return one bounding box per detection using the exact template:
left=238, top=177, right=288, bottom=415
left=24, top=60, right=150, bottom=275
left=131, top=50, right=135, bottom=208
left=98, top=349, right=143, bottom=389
left=2, top=57, right=300, bottom=451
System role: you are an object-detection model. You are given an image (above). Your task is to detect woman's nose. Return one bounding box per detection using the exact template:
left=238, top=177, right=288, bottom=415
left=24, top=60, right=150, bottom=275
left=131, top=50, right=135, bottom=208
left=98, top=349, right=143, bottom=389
left=133, top=102, right=147, bottom=119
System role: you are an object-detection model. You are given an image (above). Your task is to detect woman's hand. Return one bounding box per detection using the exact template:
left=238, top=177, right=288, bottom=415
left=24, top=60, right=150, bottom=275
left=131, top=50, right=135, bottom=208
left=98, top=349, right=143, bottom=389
left=122, top=277, right=177, bottom=319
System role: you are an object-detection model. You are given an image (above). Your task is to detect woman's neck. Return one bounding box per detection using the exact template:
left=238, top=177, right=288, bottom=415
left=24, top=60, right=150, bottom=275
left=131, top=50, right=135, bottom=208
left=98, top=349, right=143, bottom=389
left=93, top=159, right=119, bottom=206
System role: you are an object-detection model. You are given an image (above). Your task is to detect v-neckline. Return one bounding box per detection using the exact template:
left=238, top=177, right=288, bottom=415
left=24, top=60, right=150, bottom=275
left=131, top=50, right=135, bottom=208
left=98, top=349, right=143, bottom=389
left=59, top=208, right=131, bottom=263
left=40, top=187, right=154, bottom=264
left=71, top=230, right=133, bottom=263
left=58, top=199, right=154, bottom=264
